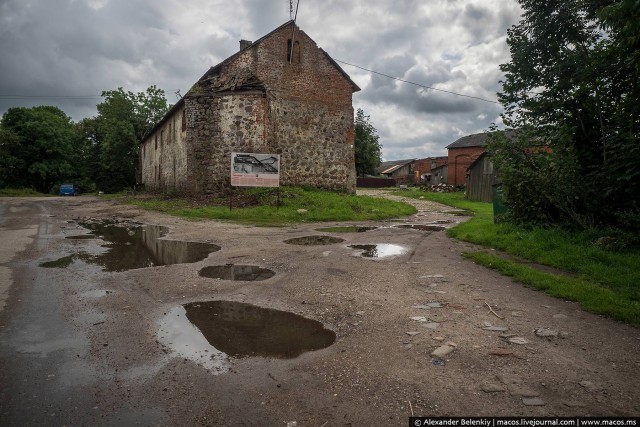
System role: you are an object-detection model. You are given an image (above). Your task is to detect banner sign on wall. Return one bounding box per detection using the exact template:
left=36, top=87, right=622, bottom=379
left=230, top=152, right=280, bottom=187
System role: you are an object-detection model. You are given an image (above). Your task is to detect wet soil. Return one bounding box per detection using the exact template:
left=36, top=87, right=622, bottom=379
left=1, top=193, right=639, bottom=426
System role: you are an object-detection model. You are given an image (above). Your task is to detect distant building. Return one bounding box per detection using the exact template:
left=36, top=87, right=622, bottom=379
left=445, top=131, right=516, bottom=186
left=414, top=156, right=448, bottom=185
left=445, top=133, right=489, bottom=186
left=140, top=21, right=360, bottom=195
left=377, top=159, right=416, bottom=184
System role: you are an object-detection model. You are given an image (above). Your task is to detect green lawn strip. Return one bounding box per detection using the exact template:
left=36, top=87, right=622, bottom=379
left=464, top=251, right=640, bottom=325
left=124, top=187, right=417, bottom=226
left=395, top=188, right=640, bottom=314
left=0, top=188, right=48, bottom=197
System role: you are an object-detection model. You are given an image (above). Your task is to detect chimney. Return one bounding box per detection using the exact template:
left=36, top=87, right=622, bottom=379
left=239, top=39, right=252, bottom=51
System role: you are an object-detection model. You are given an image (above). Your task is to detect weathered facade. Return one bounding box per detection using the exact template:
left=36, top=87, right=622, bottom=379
left=140, top=21, right=360, bottom=195
left=466, top=152, right=498, bottom=202
left=445, top=131, right=516, bottom=187
left=446, top=134, right=488, bottom=186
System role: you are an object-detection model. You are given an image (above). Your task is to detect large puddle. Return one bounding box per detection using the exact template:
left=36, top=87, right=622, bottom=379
left=284, top=235, right=345, bottom=245
left=199, top=265, right=275, bottom=281
left=42, top=220, right=220, bottom=272
left=349, top=244, right=408, bottom=259
left=315, top=226, right=377, bottom=233
left=181, top=301, right=336, bottom=358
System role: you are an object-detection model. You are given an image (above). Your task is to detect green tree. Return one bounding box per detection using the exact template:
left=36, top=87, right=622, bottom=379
left=1, top=106, right=77, bottom=192
left=495, top=0, right=640, bottom=228
left=92, top=86, right=170, bottom=192
left=354, top=108, right=382, bottom=177
left=0, top=126, right=21, bottom=188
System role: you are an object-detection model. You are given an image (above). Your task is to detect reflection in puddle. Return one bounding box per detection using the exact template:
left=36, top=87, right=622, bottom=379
left=157, top=306, right=229, bottom=374
left=199, top=265, right=275, bottom=281
left=42, top=220, right=220, bottom=272
left=284, top=235, right=345, bottom=246
left=184, top=301, right=336, bottom=358
left=65, top=234, right=96, bottom=240
left=349, top=244, right=408, bottom=259
left=315, top=226, right=377, bottom=233
left=393, top=224, right=447, bottom=231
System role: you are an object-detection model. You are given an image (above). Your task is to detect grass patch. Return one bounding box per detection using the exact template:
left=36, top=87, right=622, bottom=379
left=465, top=251, right=640, bottom=325
left=123, top=187, right=416, bottom=226
left=396, top=188, right=640, bottom=324
left=0, top=188, right=47, bottom=197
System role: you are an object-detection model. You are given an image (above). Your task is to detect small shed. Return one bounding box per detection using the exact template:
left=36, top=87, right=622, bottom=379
left=466, top=152, right=498, bottom=202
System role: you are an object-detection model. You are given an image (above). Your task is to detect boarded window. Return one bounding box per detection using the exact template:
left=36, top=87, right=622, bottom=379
left=287, top=39, right=300, bottom=64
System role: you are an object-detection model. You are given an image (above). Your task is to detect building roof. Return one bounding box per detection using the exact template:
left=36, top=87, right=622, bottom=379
left=143, top=21, right=360, bottom=142
left=445, top=130, right=517, bottom=149
left=377, top=159, right=415, bottom=174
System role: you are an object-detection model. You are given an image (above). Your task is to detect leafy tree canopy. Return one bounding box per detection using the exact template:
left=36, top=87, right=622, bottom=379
left=493, top=0, right=640, bottom=229
left=1, top=106, right=77, bottom=192
left=354, top=108, right=382, bottom=178
left=87, top=86, right=170, bottom=193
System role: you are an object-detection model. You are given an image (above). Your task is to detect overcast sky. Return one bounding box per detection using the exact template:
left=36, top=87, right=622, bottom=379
left=0, top=0, right=522, bottom=160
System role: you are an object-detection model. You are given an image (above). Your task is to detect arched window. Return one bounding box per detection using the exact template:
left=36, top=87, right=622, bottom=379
left=287, top=39, right=300, bottom=64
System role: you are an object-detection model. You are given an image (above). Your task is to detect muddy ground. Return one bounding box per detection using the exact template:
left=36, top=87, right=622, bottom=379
left=0, top=192, right=639, bottom=426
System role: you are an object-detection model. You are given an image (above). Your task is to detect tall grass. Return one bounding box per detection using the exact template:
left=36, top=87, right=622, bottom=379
left=397, top=188, right=640, bottom=323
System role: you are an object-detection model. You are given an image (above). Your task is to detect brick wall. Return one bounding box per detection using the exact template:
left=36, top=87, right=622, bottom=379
left=447, top=147, right=485, bottom=186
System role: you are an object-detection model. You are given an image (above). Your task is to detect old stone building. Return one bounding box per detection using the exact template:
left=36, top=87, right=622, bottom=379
left=140, top=21, right=360, bottom=195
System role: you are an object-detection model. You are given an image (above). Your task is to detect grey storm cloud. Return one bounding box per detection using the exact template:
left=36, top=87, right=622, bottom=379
left=0, top=0, right=522, bottom=161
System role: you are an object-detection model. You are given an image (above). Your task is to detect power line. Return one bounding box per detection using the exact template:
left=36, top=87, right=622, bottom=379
left=334, top=59, right=501, bottom=105
left=0, top=90, right=182, bottom=101
left=0, top=95, right=103, bottom=99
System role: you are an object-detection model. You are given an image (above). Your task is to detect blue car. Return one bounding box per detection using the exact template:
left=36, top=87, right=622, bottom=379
left=59, top=183, right=77, bottom=196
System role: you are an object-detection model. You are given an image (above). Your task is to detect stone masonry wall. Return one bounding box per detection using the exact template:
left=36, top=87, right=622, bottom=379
left=185, top=93, right=267, bottom=195
left=183, top=22, right=357, bottom=196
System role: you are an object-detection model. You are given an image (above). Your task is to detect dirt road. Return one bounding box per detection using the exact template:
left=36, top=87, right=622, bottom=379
left=0, top=194, right=638, bottom=426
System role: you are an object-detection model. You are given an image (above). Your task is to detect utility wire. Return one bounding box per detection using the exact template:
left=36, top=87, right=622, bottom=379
left=334, top=59, right=501, bottom=105
left=0, top=89, right=181, bottom=100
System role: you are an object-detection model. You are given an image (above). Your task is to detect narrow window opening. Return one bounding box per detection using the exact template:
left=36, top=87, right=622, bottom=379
left=287, top=39, right=300, bottom=64
left=155, top=135, right=158, bottom=150
left=181, top=112, right=186, bottom=132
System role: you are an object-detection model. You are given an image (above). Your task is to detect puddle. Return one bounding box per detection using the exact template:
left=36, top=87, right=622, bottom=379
left=158, top=306, right=230, bottom=374
left=42, top=220, right=220, bottom=272
left=284, top=235, right=345, bottom=245
left=183, top=301, right=336, bottom=358
left=349, top=244, right=408, bottom=259
left=65, top=234, right=96, bottom=240
left=394, top=224, right=447, bottom=231
left=315, top=226, right=377, bottom=233
left=199, top=265, right=275, bottom=281
left=40, top=254, right=76, bottom=268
